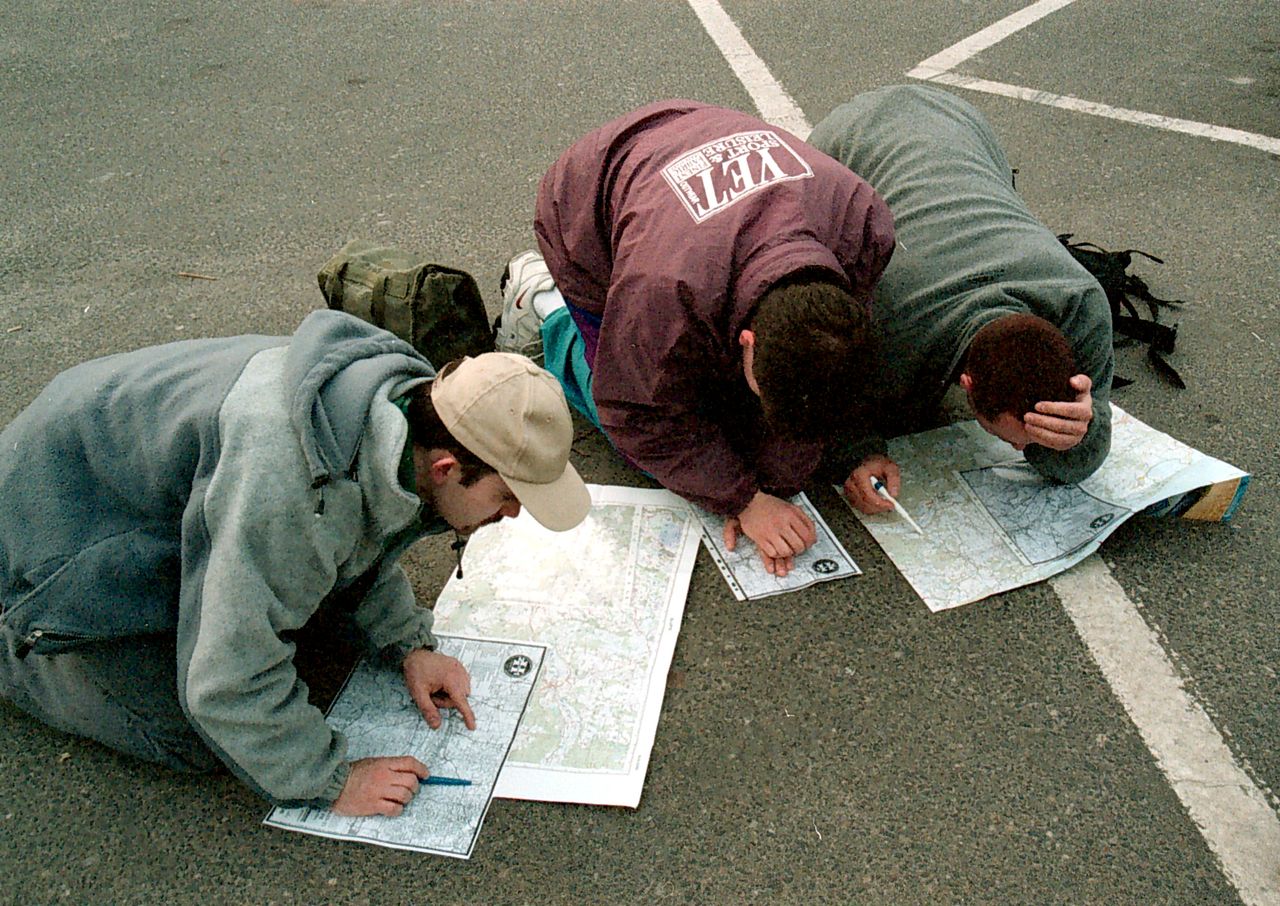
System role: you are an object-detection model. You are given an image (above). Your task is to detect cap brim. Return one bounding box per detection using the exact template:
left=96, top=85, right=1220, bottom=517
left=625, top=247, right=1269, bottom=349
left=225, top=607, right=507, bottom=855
left=502, top=460, right=591, bottom=532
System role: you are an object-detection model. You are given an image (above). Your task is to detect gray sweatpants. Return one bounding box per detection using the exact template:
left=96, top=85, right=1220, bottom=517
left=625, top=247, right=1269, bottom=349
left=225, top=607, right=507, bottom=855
left=0, top=626, right=220, bottom=772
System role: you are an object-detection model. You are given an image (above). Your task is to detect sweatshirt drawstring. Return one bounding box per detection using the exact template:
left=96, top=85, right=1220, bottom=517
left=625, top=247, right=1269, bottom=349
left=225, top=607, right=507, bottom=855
left=312, top=477, right=327, bottom=515
left=450, top=533, right=467, bottom=579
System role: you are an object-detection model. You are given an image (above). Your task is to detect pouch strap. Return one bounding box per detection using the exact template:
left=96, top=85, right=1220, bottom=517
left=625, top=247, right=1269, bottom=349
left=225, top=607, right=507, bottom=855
left=322, top=261, right=349, bottom=310
left=370, top=275, right=388, bottom=327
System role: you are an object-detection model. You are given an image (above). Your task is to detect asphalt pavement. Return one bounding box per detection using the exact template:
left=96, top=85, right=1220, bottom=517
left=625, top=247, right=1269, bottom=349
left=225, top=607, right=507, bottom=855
left=1, top=1, right=1276, bottom=903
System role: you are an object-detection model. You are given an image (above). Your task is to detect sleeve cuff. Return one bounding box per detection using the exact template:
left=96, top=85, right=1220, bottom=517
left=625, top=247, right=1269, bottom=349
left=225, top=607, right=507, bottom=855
left=318, top=760, right=353, bottom=805
left=380, top=624, right=438, bottom=664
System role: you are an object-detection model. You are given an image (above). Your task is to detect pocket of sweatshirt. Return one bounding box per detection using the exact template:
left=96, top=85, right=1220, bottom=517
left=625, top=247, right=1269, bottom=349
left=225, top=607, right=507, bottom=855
left=3, top=527, right=181, bottom=651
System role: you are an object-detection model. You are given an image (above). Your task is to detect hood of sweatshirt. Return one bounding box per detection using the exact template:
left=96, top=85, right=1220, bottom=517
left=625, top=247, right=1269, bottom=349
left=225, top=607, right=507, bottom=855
left=282, top=310, right=435, bottom=490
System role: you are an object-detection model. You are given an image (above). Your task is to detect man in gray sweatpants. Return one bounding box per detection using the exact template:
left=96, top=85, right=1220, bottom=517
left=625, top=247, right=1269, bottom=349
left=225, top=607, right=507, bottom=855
left=0, top=311, right=588, bottom=816
left=808, top=84, right=1114, bottom=515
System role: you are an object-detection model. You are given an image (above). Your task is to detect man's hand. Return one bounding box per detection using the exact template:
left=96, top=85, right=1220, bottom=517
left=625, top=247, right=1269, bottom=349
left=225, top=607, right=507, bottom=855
left=842, top=454, right=901, bottom=515
left=403, top=649, right=476, bottom=731
left=1024, top=373, right=1093, bottom=451
left=724, top=491, right=817, bottom=577
left=332, top=756, right=428, bottom=817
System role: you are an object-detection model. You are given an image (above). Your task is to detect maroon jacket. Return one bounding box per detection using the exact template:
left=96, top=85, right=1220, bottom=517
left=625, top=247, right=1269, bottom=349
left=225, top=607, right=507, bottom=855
left=535, top=100, right=894, bottom=515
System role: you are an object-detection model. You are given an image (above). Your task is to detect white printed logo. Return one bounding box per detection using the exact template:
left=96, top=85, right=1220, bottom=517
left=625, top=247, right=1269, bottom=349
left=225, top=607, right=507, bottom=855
left=661, top=130, right=814, bottom=223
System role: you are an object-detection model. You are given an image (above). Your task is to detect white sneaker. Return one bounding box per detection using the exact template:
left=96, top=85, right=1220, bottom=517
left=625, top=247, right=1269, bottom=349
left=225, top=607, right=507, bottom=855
left=495, top=250, right=556, bottom=362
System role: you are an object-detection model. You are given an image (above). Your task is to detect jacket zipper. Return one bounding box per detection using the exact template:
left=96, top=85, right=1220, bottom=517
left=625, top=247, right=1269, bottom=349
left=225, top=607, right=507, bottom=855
left=14, top=628, right=92, bottom=659
left=15, top=628, right=44, bottom=659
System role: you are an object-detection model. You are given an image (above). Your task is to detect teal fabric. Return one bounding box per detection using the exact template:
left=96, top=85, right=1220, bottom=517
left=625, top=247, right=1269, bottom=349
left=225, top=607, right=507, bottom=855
left=391, top=394, right=417, bottom=493
left=541, top=305, right=602, bottom=429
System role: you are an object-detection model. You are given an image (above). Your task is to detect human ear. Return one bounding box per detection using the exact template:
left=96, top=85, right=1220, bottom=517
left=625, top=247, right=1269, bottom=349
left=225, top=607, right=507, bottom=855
left=428, top=453, right=460, bottom=486
left=958, top=372, right=974, bottom=393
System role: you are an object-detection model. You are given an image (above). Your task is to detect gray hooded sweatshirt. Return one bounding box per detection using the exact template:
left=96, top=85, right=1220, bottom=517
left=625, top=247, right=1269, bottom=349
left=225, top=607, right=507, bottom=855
left=0, top=310, right=441, bottom=806
left=809, top=84, right=1113, bottom=483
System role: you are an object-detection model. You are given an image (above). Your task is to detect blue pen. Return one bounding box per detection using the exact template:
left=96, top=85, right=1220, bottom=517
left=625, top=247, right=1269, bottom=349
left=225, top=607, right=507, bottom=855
left=422, top=775, right=472, bottom=786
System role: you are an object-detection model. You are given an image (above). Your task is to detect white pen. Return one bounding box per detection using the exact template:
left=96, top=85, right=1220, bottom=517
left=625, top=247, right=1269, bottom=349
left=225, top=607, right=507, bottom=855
left=871, top=477, right=925, bottom=535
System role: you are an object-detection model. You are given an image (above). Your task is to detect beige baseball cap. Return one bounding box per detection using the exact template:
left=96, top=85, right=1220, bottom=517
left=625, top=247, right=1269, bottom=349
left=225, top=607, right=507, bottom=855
left=431, top=353, right=590, bottom=532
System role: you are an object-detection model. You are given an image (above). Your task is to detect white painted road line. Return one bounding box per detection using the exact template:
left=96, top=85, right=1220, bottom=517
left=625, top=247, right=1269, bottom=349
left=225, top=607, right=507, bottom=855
left=1054, top=557, right=1280, bottom=906
left=917, top=72, right=1280, bottom=157
left=684, top=0, right=811, bottom=139
left=907, top=0, right=1078, bottom=79
left=907, top=0, right=1280, bottom=155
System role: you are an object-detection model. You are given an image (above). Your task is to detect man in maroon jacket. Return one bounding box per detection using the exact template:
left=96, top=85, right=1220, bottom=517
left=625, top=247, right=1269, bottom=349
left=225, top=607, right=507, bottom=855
left=496, top=100, right=895, bottom=576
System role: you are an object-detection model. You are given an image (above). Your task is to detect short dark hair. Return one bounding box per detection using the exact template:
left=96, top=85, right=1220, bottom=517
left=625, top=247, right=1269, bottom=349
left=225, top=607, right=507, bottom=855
left=964, top=313, right=1076, bottom=420
left=405, top=372, right=496, bottom=487
left=749, top=275, right=875, bottom=440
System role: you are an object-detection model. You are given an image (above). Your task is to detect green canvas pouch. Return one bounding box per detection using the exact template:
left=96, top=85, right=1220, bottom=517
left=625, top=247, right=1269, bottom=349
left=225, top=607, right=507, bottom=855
left=317, top=239, right=495, bottom=368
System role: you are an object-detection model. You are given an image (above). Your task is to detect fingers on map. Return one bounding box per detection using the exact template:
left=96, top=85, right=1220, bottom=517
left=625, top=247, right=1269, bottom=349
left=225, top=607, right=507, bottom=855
left=692, top=492, right=861, bottom=601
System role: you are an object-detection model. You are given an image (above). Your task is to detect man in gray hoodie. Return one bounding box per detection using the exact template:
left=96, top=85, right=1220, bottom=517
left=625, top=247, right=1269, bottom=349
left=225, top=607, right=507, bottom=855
left=0, top=310, right=588, bottom=816
left=807, top=84, right=1112, bottom=515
